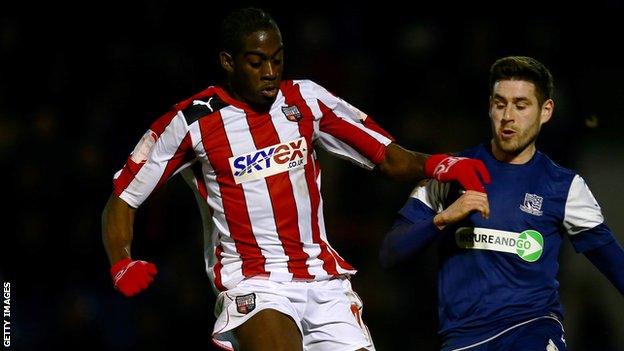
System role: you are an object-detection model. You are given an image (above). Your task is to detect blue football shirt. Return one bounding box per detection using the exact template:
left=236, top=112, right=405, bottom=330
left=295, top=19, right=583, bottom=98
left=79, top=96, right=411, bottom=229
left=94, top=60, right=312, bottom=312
left=399, top=143, right=614, bottom=348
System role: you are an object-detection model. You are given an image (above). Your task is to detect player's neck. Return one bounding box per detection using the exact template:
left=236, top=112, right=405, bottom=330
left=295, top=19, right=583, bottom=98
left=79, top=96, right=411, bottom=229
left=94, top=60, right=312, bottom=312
left=490, top=140, right=536, bottom=165
left=223, top=83, right=244, bottom=103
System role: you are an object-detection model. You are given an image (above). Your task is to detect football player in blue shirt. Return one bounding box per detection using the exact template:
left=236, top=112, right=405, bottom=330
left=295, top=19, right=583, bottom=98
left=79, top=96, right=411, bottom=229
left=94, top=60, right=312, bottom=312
left=379, top=56, right=624, bottom=351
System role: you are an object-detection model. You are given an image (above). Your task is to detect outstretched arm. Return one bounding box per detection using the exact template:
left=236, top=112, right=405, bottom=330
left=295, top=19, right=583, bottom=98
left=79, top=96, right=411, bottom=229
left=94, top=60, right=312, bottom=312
left=308, top=80, right=491, bottom=192
left=377, top=143, right=428, bottom=182
left=378, top=143, right=491, bottom=192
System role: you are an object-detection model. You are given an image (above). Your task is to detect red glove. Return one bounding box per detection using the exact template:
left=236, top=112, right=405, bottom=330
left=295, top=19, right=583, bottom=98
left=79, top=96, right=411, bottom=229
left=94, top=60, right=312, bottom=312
left=110, top=258, right=157, bottom=297
left=424, top=154, right=491, bottom=192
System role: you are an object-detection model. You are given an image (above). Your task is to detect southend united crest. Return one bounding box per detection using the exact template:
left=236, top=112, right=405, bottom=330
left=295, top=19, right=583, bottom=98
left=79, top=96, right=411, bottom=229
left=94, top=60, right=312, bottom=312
left=235, top=293, right=256, bottom=314
left=281, top=105, right=302, bottom=122
left=520, top=193, right=544, bottom=216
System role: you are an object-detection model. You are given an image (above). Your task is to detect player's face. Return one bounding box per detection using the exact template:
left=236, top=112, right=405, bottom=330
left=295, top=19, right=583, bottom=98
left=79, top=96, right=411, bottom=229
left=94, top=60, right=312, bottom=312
left=222, top=28, right=284, bottom=110
left=489, top=80, right=553, bottom=162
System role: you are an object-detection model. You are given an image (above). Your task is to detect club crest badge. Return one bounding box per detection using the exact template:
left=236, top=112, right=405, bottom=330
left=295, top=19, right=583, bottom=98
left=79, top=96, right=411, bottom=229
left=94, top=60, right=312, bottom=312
left=520, top=193, right=544, bottom=216
left=281, top=105, right=302, bottom=122
left=235, top=293, right=256, bottom=314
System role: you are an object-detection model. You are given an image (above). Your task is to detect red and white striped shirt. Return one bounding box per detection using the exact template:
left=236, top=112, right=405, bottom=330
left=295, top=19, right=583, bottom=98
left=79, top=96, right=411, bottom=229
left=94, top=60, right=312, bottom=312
left=113, top=80, right=394, bottom=291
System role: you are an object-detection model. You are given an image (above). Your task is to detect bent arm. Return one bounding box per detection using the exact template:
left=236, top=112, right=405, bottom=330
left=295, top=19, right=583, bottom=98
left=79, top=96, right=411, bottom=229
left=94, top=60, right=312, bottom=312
left=377, top=144, right=491, bottom=193
left=380, top=190, right=489, bottom=268
left=377, top=143, right=429, bottom=182
left=379, top=215, right=440, bottom=269
left=102, top=194, right=136, bottom=265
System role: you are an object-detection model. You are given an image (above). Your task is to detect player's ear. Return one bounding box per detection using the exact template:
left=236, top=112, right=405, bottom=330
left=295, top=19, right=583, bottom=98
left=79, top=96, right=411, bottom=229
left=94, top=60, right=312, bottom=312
left=220, top=51, right=235, bottom=74
left=540, top=99, right=554, bottom=124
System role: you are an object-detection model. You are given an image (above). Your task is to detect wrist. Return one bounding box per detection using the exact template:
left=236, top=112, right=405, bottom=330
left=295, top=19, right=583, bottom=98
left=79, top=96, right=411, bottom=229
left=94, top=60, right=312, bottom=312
left=110, top=257, right=132, bottom=276
left=424, top=154, right=450, bottom=178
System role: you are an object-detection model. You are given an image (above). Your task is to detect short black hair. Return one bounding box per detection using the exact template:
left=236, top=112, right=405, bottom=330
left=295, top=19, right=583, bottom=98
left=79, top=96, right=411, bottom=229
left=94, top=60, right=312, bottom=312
left=489, top=56, right=554, bottom=106
left=219, top=7, right=279, bottom=55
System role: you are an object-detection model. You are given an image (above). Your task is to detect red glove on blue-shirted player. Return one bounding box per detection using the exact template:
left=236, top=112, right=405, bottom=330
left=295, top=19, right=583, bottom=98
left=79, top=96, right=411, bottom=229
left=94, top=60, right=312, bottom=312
left=424, top=154, right=491, bottom=192
left=110, top=258, right=157, bottom=297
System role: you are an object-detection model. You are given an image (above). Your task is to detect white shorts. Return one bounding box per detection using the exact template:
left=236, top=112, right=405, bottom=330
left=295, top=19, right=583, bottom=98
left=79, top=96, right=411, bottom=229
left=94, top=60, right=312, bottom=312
left=212, top=277, right=375, bottom=351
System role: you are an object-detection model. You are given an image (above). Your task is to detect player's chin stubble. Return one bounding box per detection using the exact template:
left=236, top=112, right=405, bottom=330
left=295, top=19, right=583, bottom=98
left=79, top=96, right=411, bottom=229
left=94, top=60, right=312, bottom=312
left=495, top=128, right=539, bottom=156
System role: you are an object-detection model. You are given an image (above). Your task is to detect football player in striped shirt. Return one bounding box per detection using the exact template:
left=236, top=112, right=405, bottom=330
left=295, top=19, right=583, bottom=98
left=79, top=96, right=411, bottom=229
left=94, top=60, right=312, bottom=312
left=380, top=56, right=624, bottom=350
left=102, top=7, right=491, bottom=351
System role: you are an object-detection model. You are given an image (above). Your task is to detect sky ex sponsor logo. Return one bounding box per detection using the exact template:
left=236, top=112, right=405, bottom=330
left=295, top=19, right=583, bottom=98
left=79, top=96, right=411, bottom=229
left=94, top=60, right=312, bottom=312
left=229, top=137, right=308, bottom=184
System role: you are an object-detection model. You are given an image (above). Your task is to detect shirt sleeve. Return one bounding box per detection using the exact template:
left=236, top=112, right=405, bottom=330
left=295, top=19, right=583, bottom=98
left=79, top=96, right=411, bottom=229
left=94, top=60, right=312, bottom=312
left=300, top=80, right=395, bottom=170
left=112, top=110, right=196, bottom=208
left=403, top=179, right=450, bottom=216
left=583, top=240, right=624, bottom=295
left=379, top=180, right=448, bottom=268
left=564, top=175, right=615, bottom=252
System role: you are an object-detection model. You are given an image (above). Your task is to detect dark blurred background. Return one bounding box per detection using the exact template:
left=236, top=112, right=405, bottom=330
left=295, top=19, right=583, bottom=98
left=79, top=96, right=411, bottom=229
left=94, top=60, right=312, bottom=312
left=2, top=1, right=623, bottom=350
